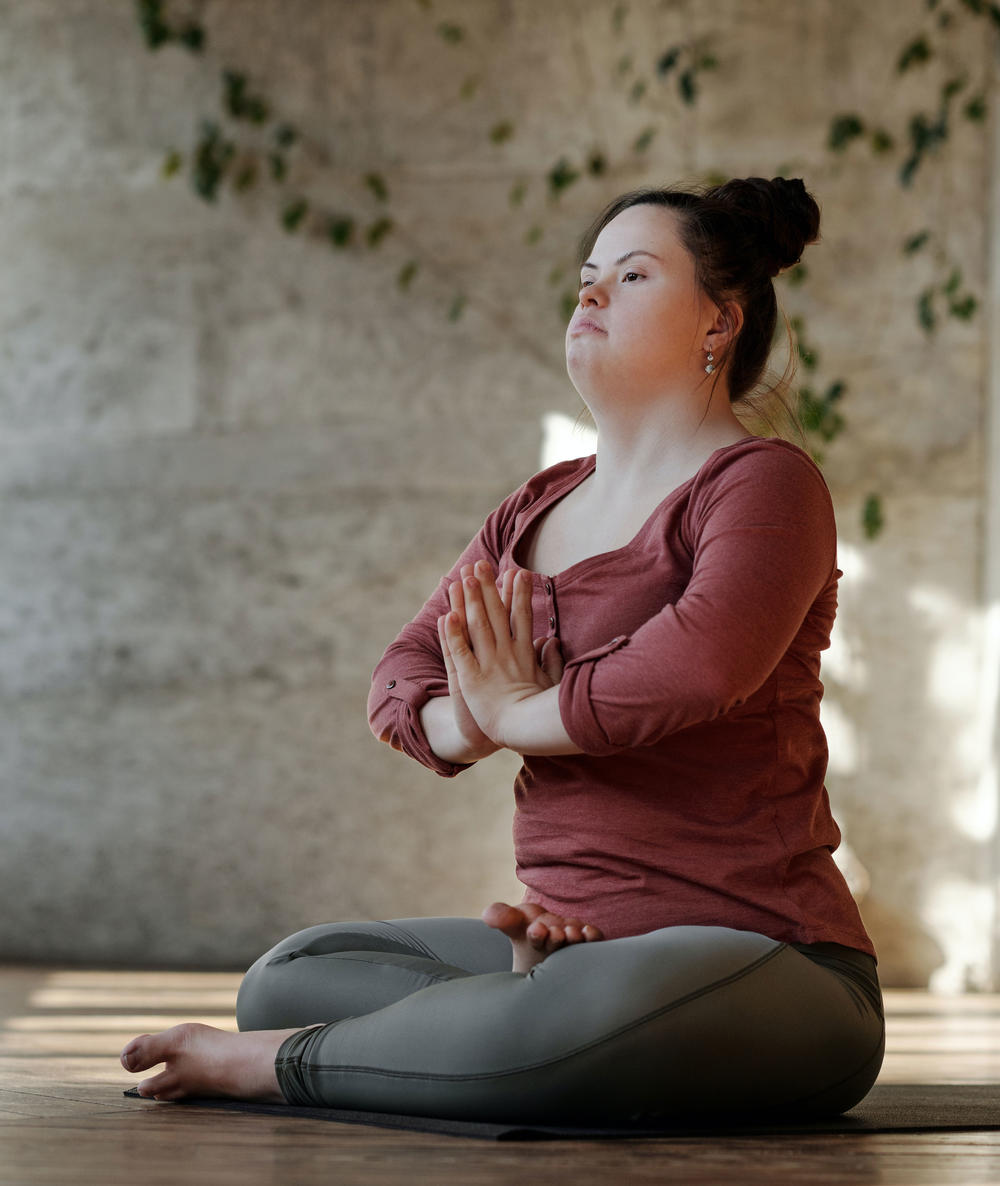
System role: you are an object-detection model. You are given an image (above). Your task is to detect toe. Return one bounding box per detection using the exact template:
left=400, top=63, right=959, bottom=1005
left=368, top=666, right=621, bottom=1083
left=122, top=1033, right=168, bottom=1074
left=482, top=901, right=526, bottom=935
left=137, top=1068, right=178, bottom=1099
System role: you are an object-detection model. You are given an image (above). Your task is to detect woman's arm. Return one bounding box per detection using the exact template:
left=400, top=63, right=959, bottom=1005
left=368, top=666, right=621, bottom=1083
left=555, top=446, right=839, bottom=755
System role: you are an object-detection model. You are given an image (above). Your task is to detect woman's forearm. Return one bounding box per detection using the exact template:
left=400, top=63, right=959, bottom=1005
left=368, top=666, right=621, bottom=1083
left=419, top=696, right=500, bottom=765
left=495, top=685, right=584, bottom=756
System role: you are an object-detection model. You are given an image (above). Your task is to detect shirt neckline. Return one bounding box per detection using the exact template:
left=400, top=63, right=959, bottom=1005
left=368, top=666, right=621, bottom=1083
left=513, top=435, right=765, bottom=582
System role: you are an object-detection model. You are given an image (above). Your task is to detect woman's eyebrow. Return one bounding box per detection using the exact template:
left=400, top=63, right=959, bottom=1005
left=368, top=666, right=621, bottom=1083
left=581, top=249, right=662, bottom=271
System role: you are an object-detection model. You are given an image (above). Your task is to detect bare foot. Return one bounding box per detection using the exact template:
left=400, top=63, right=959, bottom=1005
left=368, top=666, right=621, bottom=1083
left=120, top=1022, right=303, bottom=1102
left=482, top=901, right=604, bottom=973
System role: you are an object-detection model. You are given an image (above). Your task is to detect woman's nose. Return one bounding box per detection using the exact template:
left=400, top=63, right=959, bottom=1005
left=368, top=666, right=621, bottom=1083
left=579, top=282, right=606, bottom=307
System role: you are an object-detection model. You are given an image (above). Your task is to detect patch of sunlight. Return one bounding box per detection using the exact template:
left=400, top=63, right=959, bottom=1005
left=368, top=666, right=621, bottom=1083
left=905, top=589, right=997, bottom=842
left=818, top=698, right=858, bottom=776
left=540, top=411, right=596, bottom=469
left=28, top=987, right=238, bottom=1009
left=922, top=878, right=996, bottom=993
left=824, top=542, right=867, bottom=687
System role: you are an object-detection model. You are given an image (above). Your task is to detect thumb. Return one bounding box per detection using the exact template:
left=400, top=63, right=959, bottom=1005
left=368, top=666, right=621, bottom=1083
left=539, top=636, right=564, bottom=684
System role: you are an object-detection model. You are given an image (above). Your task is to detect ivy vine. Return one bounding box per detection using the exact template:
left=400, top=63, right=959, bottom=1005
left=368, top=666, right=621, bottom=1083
left=136, top=0, right=993, bottom=542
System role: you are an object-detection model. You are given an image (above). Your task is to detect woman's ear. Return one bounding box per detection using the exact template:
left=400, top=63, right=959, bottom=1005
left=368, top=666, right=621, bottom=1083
left=704, top=300, right=743, bottom=355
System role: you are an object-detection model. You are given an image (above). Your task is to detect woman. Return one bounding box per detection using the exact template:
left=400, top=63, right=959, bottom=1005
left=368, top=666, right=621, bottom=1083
left=121, top=177, right=884, bottom=1123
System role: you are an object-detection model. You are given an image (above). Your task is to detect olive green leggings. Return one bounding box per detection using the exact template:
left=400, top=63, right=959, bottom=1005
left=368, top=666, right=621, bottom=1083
left=235, top=917, right=884, bottom=1125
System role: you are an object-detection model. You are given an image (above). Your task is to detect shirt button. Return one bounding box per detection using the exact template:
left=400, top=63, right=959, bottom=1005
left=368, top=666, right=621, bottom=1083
left=385, top=679, right=396, bottom=690
left=544, top=581, right=552, bottom=595
left=548, top=617, right=556, bottom=629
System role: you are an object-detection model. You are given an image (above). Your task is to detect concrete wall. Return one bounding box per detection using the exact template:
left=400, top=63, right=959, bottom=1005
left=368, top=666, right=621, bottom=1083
left=2, top=0, right=997, bottom=986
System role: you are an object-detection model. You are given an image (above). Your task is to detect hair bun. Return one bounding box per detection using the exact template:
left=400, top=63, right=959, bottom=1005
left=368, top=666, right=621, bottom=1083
left=707, top=176, right=821, bottom=277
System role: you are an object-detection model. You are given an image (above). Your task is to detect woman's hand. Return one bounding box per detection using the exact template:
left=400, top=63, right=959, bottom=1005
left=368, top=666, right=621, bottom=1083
left=438, top=560, right=564, bottom=748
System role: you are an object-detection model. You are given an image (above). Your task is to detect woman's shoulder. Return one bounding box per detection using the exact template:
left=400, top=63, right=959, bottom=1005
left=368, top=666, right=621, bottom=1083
left=697, top=435, right=830, bottom=496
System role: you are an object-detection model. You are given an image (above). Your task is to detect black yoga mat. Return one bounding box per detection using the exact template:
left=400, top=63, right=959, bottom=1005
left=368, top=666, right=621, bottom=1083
left=123, top=1083, right=1000, bottom=1141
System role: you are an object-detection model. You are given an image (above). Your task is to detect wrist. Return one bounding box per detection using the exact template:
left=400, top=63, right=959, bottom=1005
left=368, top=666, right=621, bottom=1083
left=419, top=697, right=499, bottom=764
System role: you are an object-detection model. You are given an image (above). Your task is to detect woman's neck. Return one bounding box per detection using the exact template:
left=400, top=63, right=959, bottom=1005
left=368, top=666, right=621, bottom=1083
left=585, top=396, right=753, bottom=501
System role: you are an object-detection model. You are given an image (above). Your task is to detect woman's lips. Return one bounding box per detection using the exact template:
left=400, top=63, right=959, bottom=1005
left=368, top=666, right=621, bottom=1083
left=570, top=319, right=605, bottom=334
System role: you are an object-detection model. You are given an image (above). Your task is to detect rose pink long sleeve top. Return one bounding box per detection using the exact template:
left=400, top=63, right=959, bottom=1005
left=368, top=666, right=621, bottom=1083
left=367, top=436, right=876, bottom=958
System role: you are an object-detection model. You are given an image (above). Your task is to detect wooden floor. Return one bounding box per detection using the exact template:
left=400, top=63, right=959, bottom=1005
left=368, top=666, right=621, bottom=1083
left=0, top=966, right=999, bottom=1185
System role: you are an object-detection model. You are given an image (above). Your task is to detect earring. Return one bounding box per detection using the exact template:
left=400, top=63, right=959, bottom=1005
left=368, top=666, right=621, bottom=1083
left=704, top=351, right=715, bottom=374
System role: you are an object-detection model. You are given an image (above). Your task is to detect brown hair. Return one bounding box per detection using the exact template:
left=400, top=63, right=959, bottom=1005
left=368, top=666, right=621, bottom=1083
left=574, top=177, right=821, bottom=437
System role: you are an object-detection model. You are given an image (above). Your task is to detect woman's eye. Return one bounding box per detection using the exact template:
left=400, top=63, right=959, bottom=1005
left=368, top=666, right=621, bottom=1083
left=579, top=272, right=642, bottom=288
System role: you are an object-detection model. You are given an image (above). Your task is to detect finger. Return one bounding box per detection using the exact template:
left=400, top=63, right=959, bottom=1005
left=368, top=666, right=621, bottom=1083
left=473, top=560, right=512, bottom=643
left=509, top=569, right=534, bottom=654
left=500, top=566, right=516, bottom=611
left=442, top=610, right=479, bottom=675
left=582, top=925, right=604, bottom=941
left=461, top=575, right=497, bottom=661
left=448, top=576, right=467, bottom=623
left=437, top=614, right=458, bottom=680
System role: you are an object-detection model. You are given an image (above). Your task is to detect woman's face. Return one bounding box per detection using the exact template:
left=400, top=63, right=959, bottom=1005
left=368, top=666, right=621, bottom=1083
left=565, top=203, right=719, bottom=409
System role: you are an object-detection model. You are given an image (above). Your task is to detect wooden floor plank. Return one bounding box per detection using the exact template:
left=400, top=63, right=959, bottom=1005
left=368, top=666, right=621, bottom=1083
left=0, top=965, right=998, bottom=1185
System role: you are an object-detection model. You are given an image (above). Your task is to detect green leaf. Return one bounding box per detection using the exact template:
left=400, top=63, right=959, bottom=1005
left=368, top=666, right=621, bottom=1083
left=900, top=153, right=920, bottom=187
left=366, top=216, right=394, bottom=247
left=548, top=158, right=580, bottom=195
left=862, top=494, right=884, bottom=540
left=959, top=0, right=985, bottom=13
left=437, top=22, right=464, bottom=43
left=656, top=47, right=681, bottom=77
left=588, top=151, right=607, bottom=174
left=448, top=293, right=466, bottom=322
left=326, top=216, right=354, bottom=247
left=897, top=36, right=932, bottom=73
left=281, top=198, right=309, bottom=232
left=629, top=79, right=647, bottom=104
left=274, top=124, right=297, bottom=149
left=941, top=75, right=967, bottom=102
left=965, top=94, right=987, bottom=121
left=489, top=121, right=514, bottom=144
left=365, top=173, right=389, bottom=202
left=397, top=261, right=419, bottom=292
left=903, top=230, right=931, bottom=254
left=177, top=23, right=204, bottom=51
left=161, top=149, right=183, bottom=178
left=698, top=54, right=718, bottom=70
left=633, top=128, right=656, bottom=153
left=949, top=294, right=978, bottom=319
left=944, top=267, right=962, bottom=295
left=524, top=225, right=543, bottom=245
left=871, top=128, right=895, bottom=153
left=679, top=69, right=696, bottom=104
left=135, top=0, right=172, bottom=50
left=917, top=288, right=937, bottom=331
left=990, top=3, right=1000, bottom=28
left=459, top=75, right=480, bottom=100
left=785, top=263, right=808, bottom=286
left=828, top=114, right=865, bottom=151
left=268, top=152, right=286, bottom=182
left=825, top=381, right=846, bottom=403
